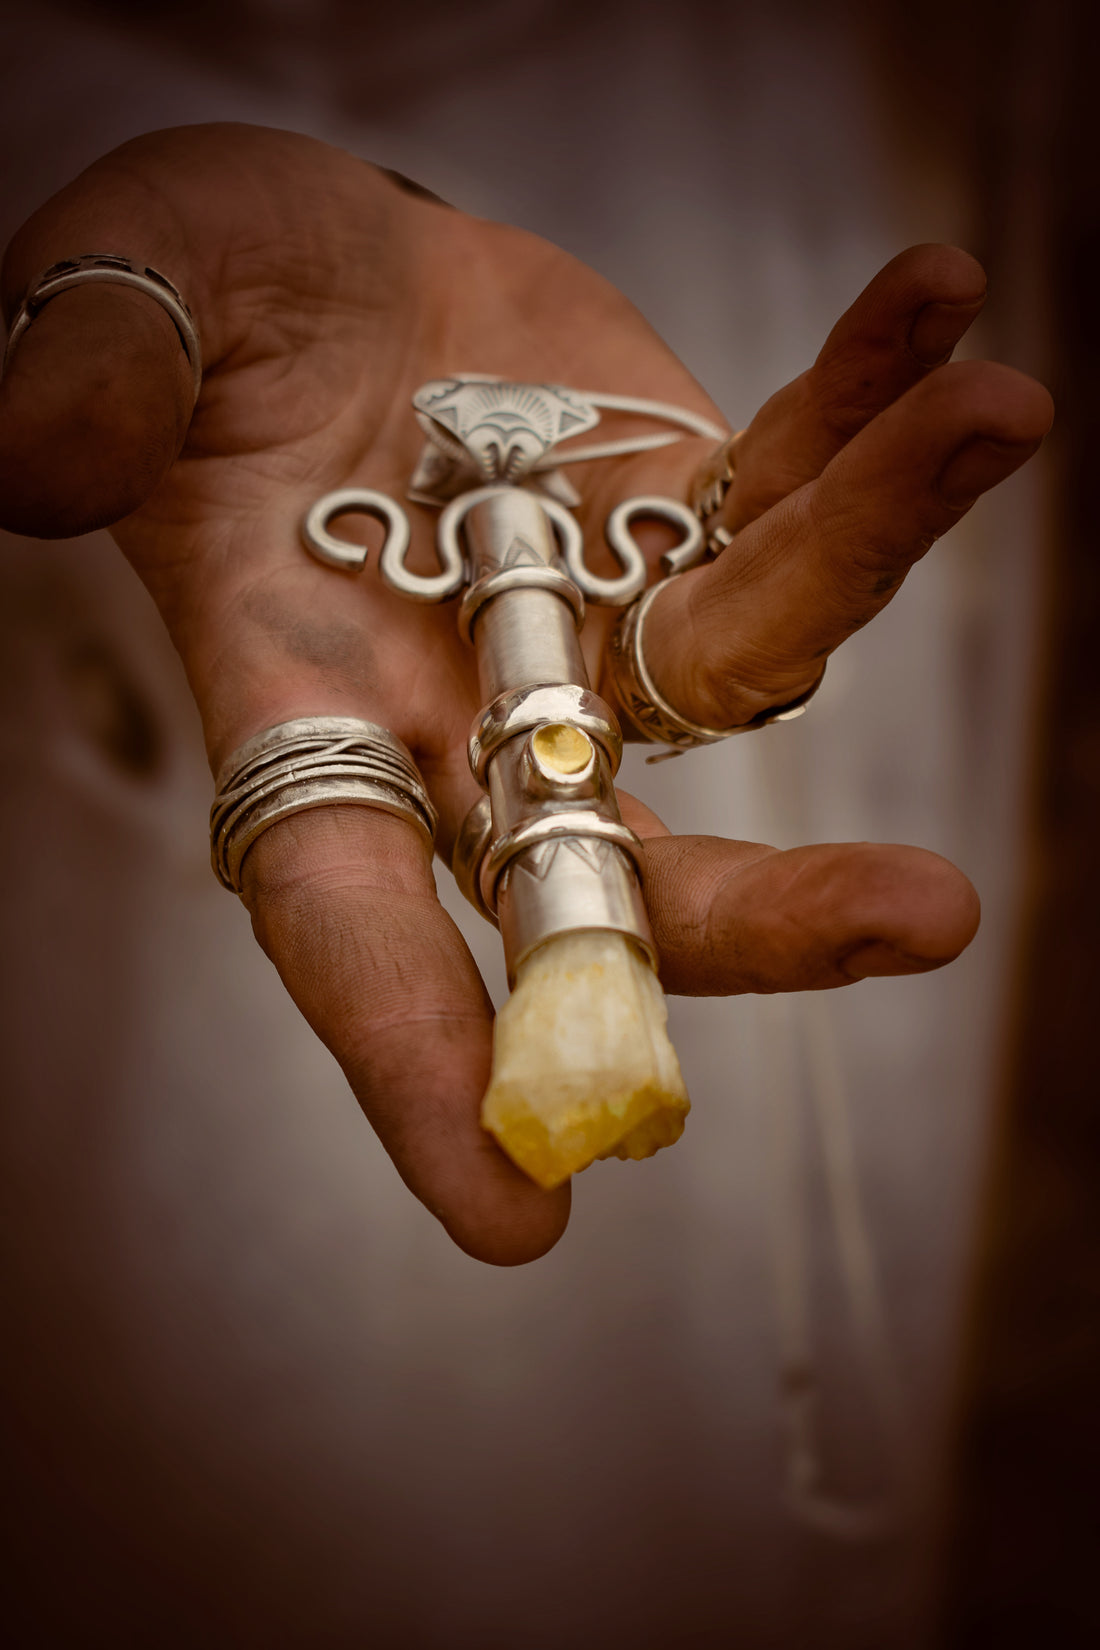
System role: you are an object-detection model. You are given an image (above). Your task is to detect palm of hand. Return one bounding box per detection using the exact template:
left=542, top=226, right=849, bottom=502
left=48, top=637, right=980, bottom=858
left=109, top=129, right=720, bottom=848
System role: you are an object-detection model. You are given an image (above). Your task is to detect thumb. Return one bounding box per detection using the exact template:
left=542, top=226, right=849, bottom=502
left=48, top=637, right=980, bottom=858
left=0, top=192, right=198, bottom=538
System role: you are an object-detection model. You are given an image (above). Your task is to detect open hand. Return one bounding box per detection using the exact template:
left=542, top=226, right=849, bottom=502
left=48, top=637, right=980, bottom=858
left=0, top=125, right=1053, bottom=1262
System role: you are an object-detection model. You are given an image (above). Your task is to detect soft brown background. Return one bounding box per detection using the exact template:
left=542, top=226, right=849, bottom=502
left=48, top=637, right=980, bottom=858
left=0, top=2, right=1093, bottom=1646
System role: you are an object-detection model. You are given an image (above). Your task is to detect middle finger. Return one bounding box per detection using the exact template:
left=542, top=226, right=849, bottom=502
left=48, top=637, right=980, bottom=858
left=635, top=357, right=1053, bottom=733
left=705, top=242, right=988, bottom=535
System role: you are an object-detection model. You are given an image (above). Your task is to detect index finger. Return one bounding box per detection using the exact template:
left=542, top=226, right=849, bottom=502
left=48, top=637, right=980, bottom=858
left=711, top=243, right=989, bottom=534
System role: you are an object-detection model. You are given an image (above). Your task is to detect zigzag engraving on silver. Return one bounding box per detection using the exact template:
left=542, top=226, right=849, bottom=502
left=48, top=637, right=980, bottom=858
left=3, top=253, right=203, bottom=404
left=300, top=375, right=721, bottom=982
left=412, top=378, right=600, bottom=488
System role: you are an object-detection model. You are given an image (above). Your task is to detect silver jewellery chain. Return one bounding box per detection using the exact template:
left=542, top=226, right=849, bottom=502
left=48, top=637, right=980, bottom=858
left=2, top=254, right=203, bottom=404
left=210, top=718, right=438, bottom=896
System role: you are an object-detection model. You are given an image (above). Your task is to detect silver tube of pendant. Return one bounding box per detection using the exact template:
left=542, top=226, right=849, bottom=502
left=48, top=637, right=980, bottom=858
left=460, top=489, right=654, bottom=986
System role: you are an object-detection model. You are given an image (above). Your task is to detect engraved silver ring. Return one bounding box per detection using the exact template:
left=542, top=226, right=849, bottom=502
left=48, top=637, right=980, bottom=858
left=607, top=578, right=824, bottom=757
left=3, top=254, right=203, bottom=403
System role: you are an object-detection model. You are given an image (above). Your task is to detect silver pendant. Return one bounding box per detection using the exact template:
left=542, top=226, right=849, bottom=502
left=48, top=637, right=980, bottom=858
left=300, top=375, right=723, bottom=981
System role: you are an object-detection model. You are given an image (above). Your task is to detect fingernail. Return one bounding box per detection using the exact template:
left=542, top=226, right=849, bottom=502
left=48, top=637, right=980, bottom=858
left=841, top=939, right=939, bottom=980
left=907, top=297, right=985, bottom=367
left=938, top=436, right=1039, bottom=509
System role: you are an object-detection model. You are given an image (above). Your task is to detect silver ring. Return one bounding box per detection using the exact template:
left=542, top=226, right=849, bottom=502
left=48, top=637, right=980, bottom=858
left=452, top=795, right=497, bottom=925
left=3, top=254, right=202, bottom=404
left=607, top=578, right=825, bottom=755
left=690, top=430, right=745, bottom=556
left=210, top=717, right=437, bottom=895
left=468, top=682, right=622, bottom=785
left=481, top=811, right=646, bottom=913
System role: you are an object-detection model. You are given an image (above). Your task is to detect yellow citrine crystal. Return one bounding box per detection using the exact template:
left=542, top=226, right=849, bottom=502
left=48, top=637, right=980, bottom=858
left=481, top=929, right=690, bottom=1189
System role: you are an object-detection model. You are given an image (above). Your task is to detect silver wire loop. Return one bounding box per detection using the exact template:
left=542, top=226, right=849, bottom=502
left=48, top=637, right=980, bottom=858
left=605, top=495, right=706, bottom=585
left=301, top=488, right=412, bottom=577
left=210, top=717, right=437, bottom=895
left=2, top=254, right=203, bottom=404
left=572, top=388, right=726, bottom=450
left=561, top=499, right=647, bottom=604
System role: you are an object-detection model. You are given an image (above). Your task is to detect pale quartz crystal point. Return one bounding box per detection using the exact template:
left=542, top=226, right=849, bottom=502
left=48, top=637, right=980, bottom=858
left=481, top=929, right=690, bottom=1189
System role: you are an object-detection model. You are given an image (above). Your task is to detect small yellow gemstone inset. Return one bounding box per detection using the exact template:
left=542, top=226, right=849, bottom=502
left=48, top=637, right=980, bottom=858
left=531, top=722, right=594, bottom=776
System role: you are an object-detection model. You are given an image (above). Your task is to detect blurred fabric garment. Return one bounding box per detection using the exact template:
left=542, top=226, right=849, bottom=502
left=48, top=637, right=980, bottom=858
left=0, top=2, right=1053, bottom=1646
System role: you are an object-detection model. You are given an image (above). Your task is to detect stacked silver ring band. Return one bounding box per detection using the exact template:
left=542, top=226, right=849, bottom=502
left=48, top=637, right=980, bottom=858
left=211, top=717, right=438, bottom=895
left=3, top=254, right=202, bottom=403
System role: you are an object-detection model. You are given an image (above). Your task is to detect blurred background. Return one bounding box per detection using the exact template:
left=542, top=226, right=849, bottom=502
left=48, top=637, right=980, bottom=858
left=0, top=1, right=1094, bottom=1645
